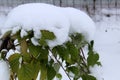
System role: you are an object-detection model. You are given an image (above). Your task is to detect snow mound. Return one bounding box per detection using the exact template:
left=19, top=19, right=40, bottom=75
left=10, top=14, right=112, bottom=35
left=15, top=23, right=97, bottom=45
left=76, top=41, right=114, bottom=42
left=0, top=60, right=10, bottom=80
left=0, top=15, right=6, bottom=30
left=3, top=3, right=95, bottom=47
left=62, top=7, right=96, bottom=41
left=4, top=3, right=70, bottom=47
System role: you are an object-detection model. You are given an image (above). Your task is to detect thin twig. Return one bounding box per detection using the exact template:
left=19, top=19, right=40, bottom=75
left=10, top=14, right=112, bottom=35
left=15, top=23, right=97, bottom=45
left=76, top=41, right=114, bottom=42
left=49, top=49, right=72, bottom=80
left=80, top=48, right=86, bottom=60
left=80, top=48, right=90, bottom=73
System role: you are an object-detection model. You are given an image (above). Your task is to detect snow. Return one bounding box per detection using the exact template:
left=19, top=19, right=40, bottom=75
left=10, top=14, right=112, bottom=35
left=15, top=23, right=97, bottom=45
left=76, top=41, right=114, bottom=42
left=0, top=60, right=10, bottom=80
left=31, top=37, right=39, bottom=46
left=6, top=49, right=15, bottom=59
left=93, top=15, right=120, bottom=80
left=0, top=15, right=6, bottom=31
left=3, top=3, right=70, bottom=47
left=90, top=65, right=103, bottom=80
left=101, top=8, right=120, bottom=15
left=20, top=29, right=28, bottom=38
left=61, top=7, right=96, bottom=41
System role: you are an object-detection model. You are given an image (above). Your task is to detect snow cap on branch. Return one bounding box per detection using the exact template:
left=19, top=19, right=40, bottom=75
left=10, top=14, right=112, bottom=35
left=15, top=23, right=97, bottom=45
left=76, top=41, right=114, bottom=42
left=3, top=3, right=95, bottom=47
left=4, top=3, right=70, bottom=47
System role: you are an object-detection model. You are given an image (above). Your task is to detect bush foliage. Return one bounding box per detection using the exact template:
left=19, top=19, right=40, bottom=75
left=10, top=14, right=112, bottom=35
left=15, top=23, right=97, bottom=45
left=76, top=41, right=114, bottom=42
left=0, top=29, right=101, bottom=80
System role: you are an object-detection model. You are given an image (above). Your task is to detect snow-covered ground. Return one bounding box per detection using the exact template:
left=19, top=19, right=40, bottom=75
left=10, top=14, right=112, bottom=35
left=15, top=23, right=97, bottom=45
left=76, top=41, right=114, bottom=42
left=0, top=60, right=10, bottom=80
left=0, top=4, right=120, bottom=80
left=94, top=15, right=120, bottom=80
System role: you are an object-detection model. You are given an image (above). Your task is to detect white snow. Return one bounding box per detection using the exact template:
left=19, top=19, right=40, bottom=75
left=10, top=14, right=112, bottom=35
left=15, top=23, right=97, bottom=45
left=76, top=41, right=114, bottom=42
left=0, top=60, right=10, bottom=80
left=3, top=3, right=70, bottom=47
left=93, top=15, right=120, bottom=80
left=0, top=15, right=6, bottom=31
left=61, top=7, right=96, bottom=41
left=6, top=49, right=15, bottom=59
left=20, top=29, right=28, bottom=38
left=31, top=37, right=39, bottom=46
left=90, top=65, right=103, bottom=80
left=101, top=8, right=120, bottom=15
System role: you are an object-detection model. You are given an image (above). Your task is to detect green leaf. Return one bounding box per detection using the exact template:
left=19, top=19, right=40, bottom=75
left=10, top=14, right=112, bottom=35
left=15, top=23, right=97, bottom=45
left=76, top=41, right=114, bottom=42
left=31, top=60, right=40, bottom=79
left=18, top=61, right=40, bottom=80
left=49, top=59, right=54, bottom=65
left=82, top=74, right=96, bottom=80
left=96, top=62, right=102, bottom=66
left=40, top=64, right=47, bottom=80
left=36, top=47, right=49, bottom=65
left=87, top=53, right=99, bottom=67
left=67, top=66, right=79, bottom=75
left=39, top=37, right=47, bottom=46
left=66, top=42, right=79, bottom=62
left=22, top=53, right=31, bottom=63
left=1, top=50, right=7, bottom=60
left=88, top=40, right=94, bottom=52
left=25, top=30, right=34, bottom=39
left=40, top=30, right=56, bottom=40
left=51, top=47, right=57, bottom=58
left=18, top=63, right=33, bottom=80
left=54, top=45, right=69, bottom=62
left=70, top=33, right=87, bottom=48
left=39, top=30, right=56, bottom=46
left=56, top=73, right=62, bottom=80
left=87, top=40, right=101, bottom=67
left=28, top=43, right=41, bottom=58
left=8, top=53, right=21, bottom=73
left=54, top=63, right=60, bottom=72
left=47, top=65, right=56, bottom=80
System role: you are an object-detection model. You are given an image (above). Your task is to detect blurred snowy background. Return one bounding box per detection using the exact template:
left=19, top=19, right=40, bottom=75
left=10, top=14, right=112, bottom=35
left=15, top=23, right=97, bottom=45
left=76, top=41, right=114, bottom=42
left=0, top=0, right=120, bottom=80
left=0, top=0, right=120, bottom=16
